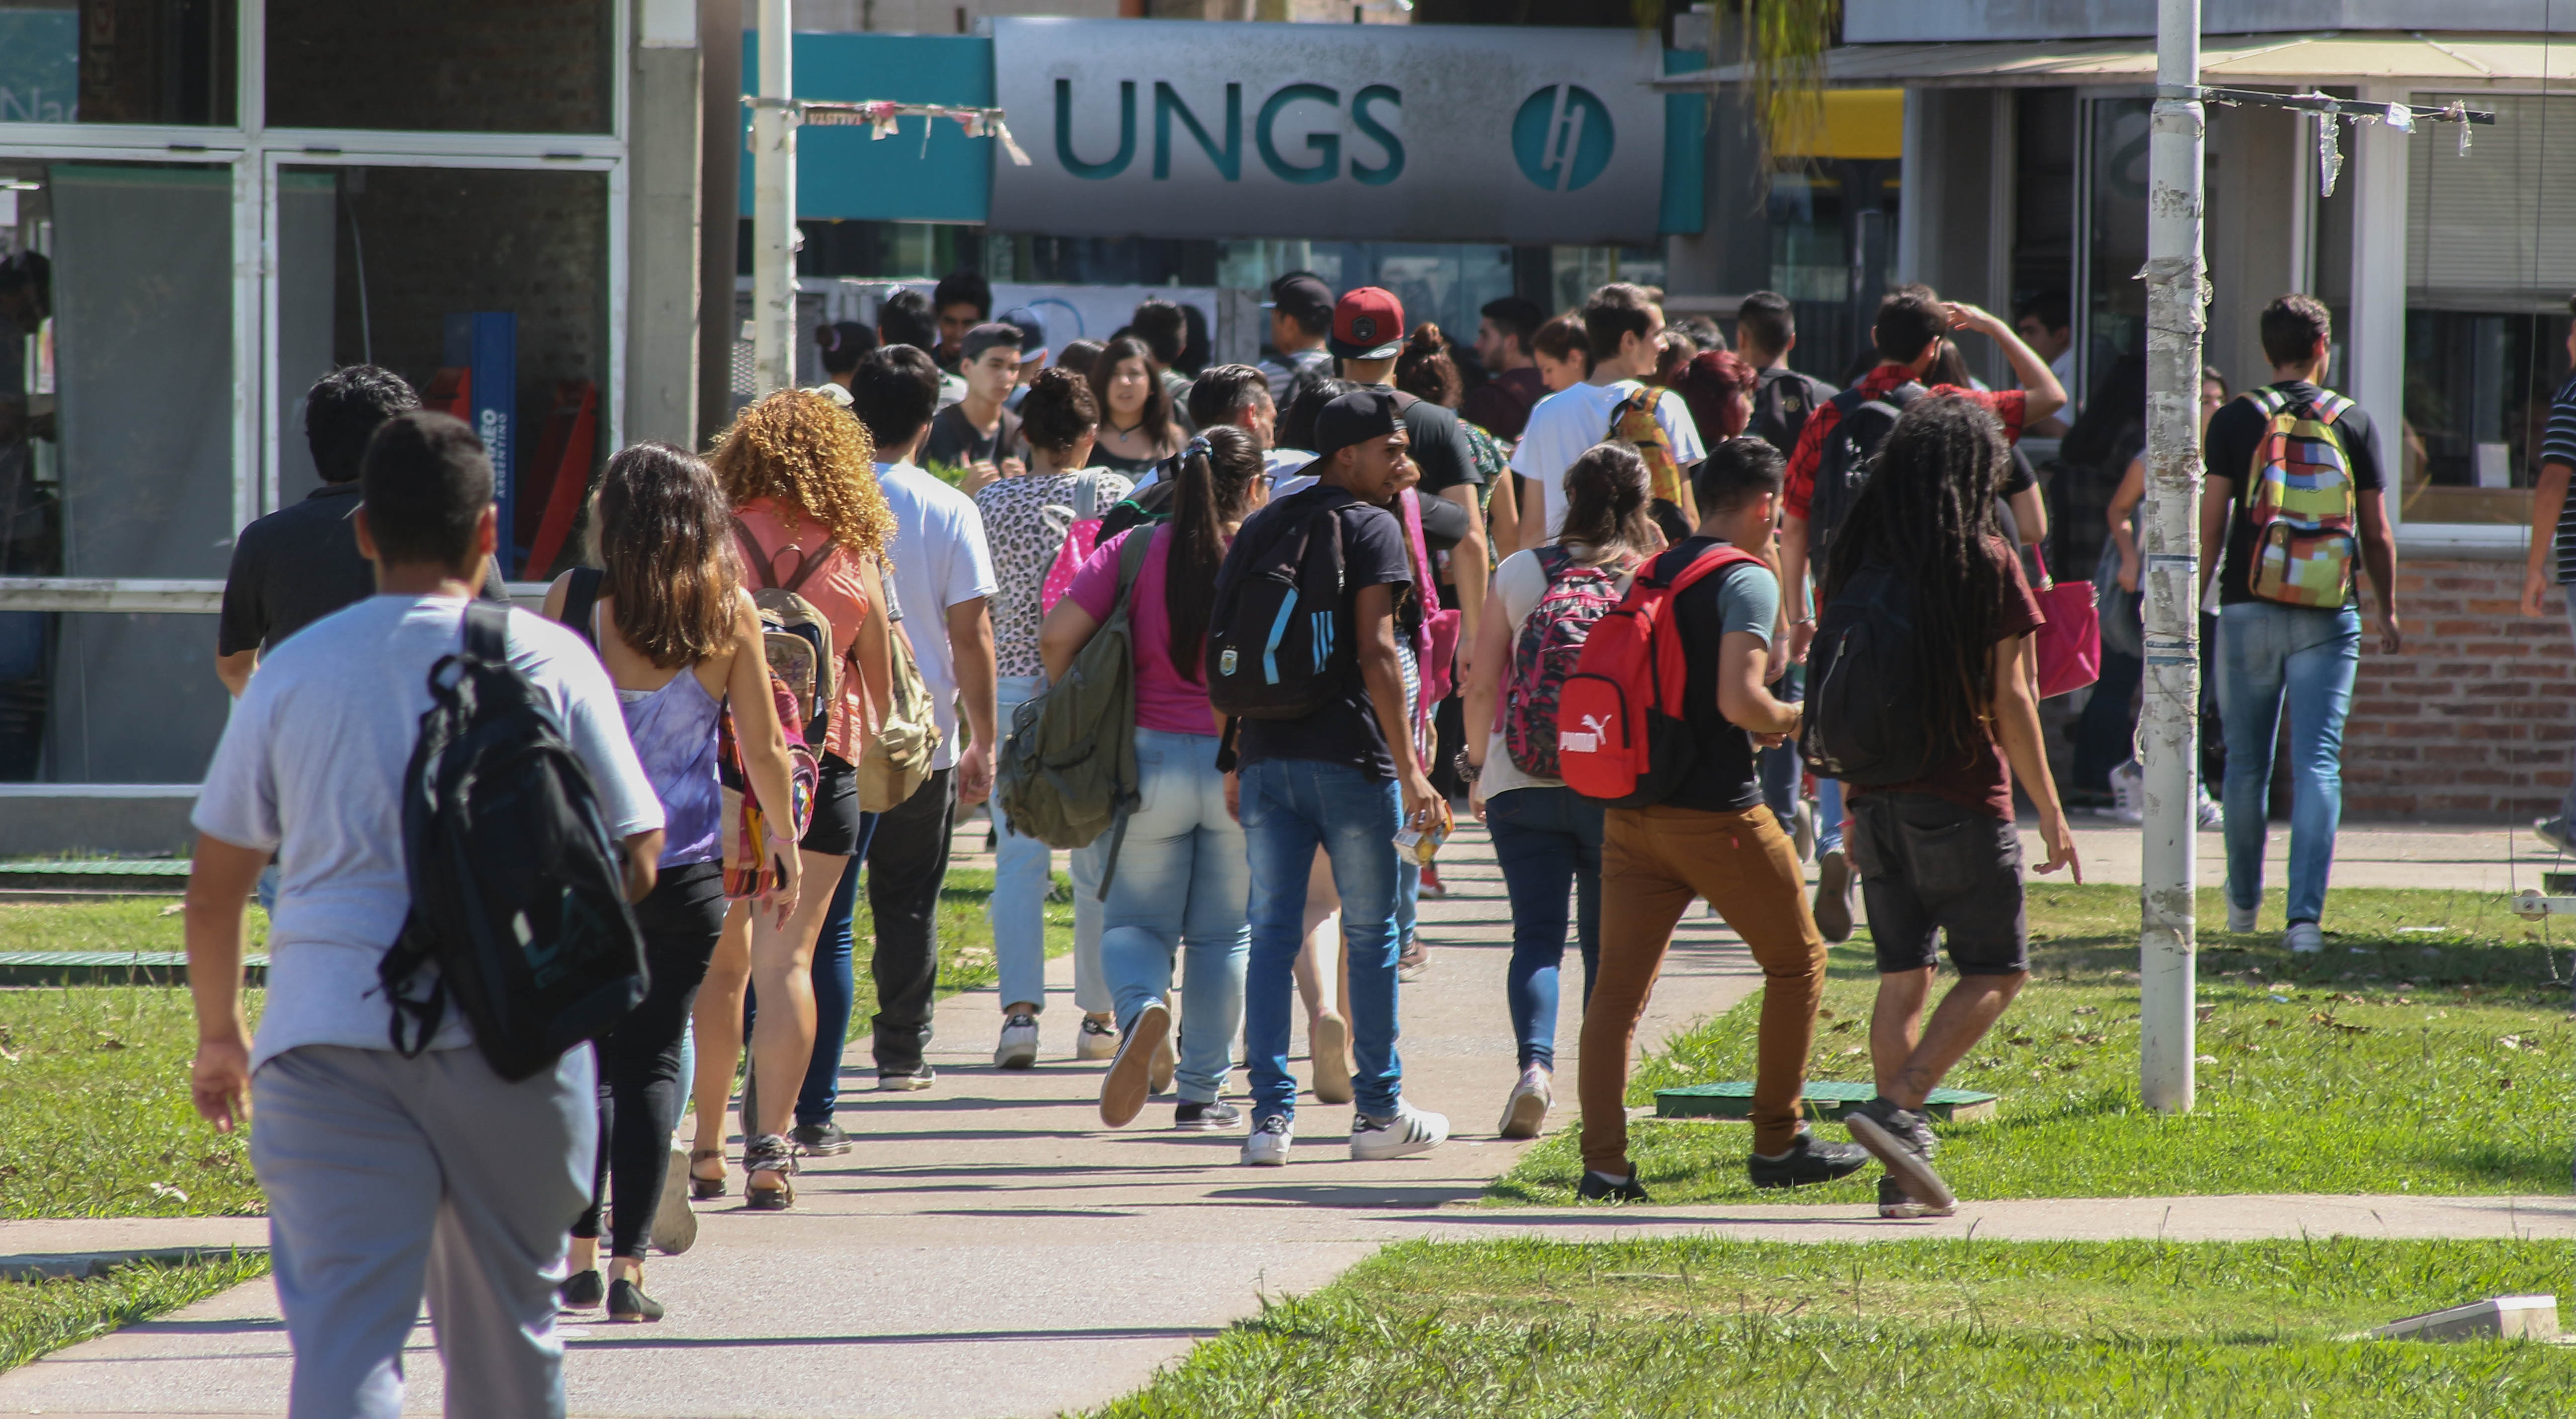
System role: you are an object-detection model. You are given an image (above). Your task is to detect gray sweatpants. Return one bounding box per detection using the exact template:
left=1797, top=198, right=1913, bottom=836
left=250, top=1043, right=596, bottom=1419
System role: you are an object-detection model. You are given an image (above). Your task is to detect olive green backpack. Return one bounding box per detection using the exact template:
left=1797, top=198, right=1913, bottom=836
left=995, top=531, right=1153, bottom=892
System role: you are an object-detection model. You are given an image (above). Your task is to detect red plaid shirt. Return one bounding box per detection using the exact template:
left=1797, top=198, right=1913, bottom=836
left=1781, top=363, right=2027, bottom=520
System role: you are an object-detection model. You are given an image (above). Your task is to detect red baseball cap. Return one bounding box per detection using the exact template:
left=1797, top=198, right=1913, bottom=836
left=1329, top=286, right=1405, bottom=361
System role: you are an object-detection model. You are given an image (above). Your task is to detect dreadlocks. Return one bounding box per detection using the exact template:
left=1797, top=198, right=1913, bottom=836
left=1822, top=395, right=2010, bottom=762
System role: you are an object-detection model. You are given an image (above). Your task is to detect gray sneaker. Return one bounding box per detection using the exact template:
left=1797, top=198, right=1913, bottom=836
left=1843, top=1096, right=1955, bottom=1214
left=1878, top=1175, right=1956, bottom=1219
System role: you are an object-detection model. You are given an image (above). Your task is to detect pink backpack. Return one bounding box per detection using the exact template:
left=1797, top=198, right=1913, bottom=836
left=1038, top=472, right=1119, bottom=615
left=1504, top=546, right=1631, bottom=779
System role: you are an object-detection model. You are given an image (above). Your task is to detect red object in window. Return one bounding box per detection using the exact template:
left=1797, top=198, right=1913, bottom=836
left=423, top=367, right=472, bottom=421
left=520, top=381, right=598, bottom=579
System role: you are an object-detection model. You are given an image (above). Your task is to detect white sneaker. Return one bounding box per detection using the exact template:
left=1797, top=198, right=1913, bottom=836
left=1497, top=1066, right=1552, bottom=1140
left=2196, top=785, right=2224, bottom=831
left=1241, top=1114, right=1293, bottom=1166
left=994, top=1013, right=1039, bottom=1069
left=1350, top=1101, right=1449, bottom=1161
left=2284, top=921, right=2325, bottom=953
left=2226, top=902, right=2259, bottom=933
left=2107, top=760, right=2145, bottom=825
left=1075, top=1015, right=1120, bottom=1062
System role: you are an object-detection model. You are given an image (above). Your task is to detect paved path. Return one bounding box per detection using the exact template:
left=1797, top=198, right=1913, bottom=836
left=2037, top=821, right=2555, bottom=894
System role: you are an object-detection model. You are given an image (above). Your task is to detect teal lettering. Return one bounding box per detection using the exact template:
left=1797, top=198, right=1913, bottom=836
left=1154, top=81, right=1241, bottom=181
left=1056, top=78, right=1136, bottom=180
left=1349, top=84, right=1404, bottom=185
left=1256, top=83, right=1340, bottom=186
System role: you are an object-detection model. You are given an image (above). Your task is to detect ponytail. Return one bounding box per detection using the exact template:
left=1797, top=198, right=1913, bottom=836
left=1166, top=425, right=1264, bottom=679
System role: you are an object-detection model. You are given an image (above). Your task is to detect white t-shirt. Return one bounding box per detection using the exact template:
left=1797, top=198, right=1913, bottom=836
left=193, top=595, right=664, bottom=1070
left=1482, top=546, right=1637, bottom=799
left=876, top=462, right=1001, bottom=770
left=1129, top=446, right=1315, bottom=494
left=1509, top=380, right=1706, bottom=541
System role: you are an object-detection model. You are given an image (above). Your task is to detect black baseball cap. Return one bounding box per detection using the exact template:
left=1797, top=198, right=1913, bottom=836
left=1263, top=270, right=1334, bottom=325
left=1312, top=389, right=1403, bottom=464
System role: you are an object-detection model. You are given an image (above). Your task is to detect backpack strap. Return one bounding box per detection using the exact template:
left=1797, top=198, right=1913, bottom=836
left=462, top=598, right=509, bottom=663
left=1657, top=543, right=1764, bottom=596
left=557, top=567, right=605, bottom=650
left=731, top=517, right=778, bottom=591
left=731, top=513, right=840, bottom=597
left=775, top=536, right=842, bottom=597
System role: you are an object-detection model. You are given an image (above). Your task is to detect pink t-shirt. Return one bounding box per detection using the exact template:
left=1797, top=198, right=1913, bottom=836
left=1068, top=525, right=1219, bottom=738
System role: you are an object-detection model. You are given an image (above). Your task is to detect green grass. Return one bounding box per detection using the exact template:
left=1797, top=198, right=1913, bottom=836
left=0, top=1252, right=271, bottom=1375
left=1091, top=1236, right=2576, bottom=1417
left=1496, top=884, right=2576, bottom=1206
left=0, top=866, right=1066, bottom=1220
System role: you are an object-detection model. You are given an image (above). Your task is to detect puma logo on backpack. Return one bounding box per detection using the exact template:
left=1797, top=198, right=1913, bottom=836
left=2242, top=386, right=2359, bottom=608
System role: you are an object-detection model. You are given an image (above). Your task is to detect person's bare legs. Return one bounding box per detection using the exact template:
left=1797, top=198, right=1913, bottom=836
left=687, top=905, right=754, bottom=1191
left=1869, top=968, right=2029, bottom=1108
left=747, top=848, right=843, bottom=1191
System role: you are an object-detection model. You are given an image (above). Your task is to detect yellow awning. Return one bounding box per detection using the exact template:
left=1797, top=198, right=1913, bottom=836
left=1652, top=32, right=2576, bottom=91
left=1779, top=88, right=1905, bottom=159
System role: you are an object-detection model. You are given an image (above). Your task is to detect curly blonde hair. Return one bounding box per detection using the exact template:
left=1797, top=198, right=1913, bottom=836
left=708, top=389, right=895, bottom=558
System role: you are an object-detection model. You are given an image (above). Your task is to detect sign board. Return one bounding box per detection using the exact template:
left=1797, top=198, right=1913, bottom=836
left=990, top=18, right=1667, bottom=245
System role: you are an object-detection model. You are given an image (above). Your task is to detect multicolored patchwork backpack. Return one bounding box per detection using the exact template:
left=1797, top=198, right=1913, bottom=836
left=2242, top=386, right=2358, bottom=607
left=1503, top=547, right=1632, bottom=779
left=1606, top=387, right=1698, bottom=527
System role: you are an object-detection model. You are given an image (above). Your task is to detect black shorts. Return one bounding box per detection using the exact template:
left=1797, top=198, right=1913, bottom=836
left=1847, top=791, right=2029, bottom=976
left=801, top=753, right=865, bottom=856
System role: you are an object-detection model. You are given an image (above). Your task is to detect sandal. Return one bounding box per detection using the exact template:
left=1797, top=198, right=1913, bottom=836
left=743, top=1133, right=797, bottom=1211
left=688, top=1147, right=727, bottom=1200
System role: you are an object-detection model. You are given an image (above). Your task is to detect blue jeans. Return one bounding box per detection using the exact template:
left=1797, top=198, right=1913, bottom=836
left=993, top=673, right=1109, bottom=1015
left=1242, top=757, right=1404, bottom=1121
left=1484, top=786, right=1602, bottom=1071
left=1759, top=668, right=1803, bottom=828
left=1815, top=776, right=1844, bottom=858
left=797, top=850, right=864, bottom=1126
left=1099, top=729, right=1249, bottom=1104
left=2216, top=601, right=2361, bottom=926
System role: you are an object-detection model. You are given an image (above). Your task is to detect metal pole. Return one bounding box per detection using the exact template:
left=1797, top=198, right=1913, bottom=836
left=750, top=0, right=796, bottom=397
left=2139, top=0, right=2204, bottom=1113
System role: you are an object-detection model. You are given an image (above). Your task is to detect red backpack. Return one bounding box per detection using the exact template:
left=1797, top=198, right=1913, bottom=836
left=1503, top=547, right=1633, bottom=779
left=1556, top=544, right=1765, bottom=806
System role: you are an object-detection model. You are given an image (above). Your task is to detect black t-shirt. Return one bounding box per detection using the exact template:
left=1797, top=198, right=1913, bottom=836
left=1233, top=483, right=1418, bottom=782
left=2202, top=381, right=2384, bottom=608
left=920, top=403, right=1019, bottom=473
left=1363, top=385, right=1481, bottom=499
left=1751, top=367, right=1836, bottom=458
left=1655, top=536, right=1768, bottom=815
left=216, top=482, right=509, bottom=656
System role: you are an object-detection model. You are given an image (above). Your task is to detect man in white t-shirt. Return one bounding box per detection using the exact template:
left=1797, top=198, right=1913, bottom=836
left=842, top=344, right=1000, bottom=1092
left=183, top=411, right=664, bottom=1418
left=1512, top=283, right=1707, bottom=553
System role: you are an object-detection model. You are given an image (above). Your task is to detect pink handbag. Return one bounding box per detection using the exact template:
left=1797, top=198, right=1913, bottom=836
left=2030, top=546, right=2102, bottom=699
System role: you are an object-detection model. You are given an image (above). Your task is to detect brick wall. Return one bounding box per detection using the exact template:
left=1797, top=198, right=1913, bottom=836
left=2344, top=555, right=2574, bottom=823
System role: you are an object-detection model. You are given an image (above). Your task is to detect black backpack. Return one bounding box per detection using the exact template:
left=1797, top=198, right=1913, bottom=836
left=378, top=602, right=648, bottom=1082
left=1204, top=488, right=1353, bottom=721
left=1751, top=368, right=1832, bottom=458
left=1805, top=382, right=1924, bottom=554
left=1096, top=473, right=1180, bottom=544
left=1800, top=560, right=1945, bottom=788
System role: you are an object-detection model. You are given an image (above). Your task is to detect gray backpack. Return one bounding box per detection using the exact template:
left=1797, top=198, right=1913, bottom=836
left=996, top=530, right=1153, bottom=892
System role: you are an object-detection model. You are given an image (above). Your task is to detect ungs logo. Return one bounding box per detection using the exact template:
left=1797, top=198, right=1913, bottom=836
left=1512, top=84, right=1613, bottom=193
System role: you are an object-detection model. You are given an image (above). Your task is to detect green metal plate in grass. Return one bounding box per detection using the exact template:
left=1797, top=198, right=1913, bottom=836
left=0, top=860, right=190, bottom=876
left=1656, top=1080, right=1998, bottom=1123
left=0, top=951, right=267, bottom=987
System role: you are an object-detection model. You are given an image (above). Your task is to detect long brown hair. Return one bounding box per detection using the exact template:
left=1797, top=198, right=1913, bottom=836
left=1555, top=443, right=1659, bottom=565
left=1165, top=426, right=1265, bottom=679
left=1087, top=336, right=1179, bottom=448
left=707, top=388, right=894, bottom=558
left=591, top=442, right=740, bottom=668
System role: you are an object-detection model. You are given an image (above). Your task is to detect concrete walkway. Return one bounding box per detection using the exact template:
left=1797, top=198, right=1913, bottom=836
left=2035, top=821, right=2558, bottom=894
left=6, top=819, right=2566, bottom=1418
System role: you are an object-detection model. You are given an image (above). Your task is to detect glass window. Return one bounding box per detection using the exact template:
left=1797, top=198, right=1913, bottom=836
left=2082, top=97, right=2152, bottom=400
left=264, top=0, right=612, bottom=135
left=1766, top=160, right=1901, bottom=385
left=0, top=0, right=237, bottom=126
left=280, top=164, right=609, bottom=578
left=2401, top=304, right=2567, bottom=526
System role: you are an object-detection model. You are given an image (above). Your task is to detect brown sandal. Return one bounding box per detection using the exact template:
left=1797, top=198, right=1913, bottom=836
left=689, top=1147, right=728, bottom=1200
left=743, top=1134, right=796, bottom=1211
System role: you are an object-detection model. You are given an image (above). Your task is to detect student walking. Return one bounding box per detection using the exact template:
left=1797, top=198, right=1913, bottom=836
left=2199, top=295, right=2401, bottom=949
left=977, top=368, right=1133, bottom=1065
left=1087, top=336, right=1185, bottom=475
left=1512, top=283, right=1707, bottom=554
left=546, top=443, right=808, bottom=1321
left=1572, top=438, right=1867, bottom=1202
left=1216, top=390, right=1450, bottom=1166
left=185, top=411, right=665, bottom=1417
left=1040, top=427, right=1268, bottom=1133
left=699, top=390, right=897, bottom=1209
left=1806, top=396, right=2080, bottom=1219
left=1460, top=444, right=1661, bottom=1141
left=921, top=322, right=1028, bottom=493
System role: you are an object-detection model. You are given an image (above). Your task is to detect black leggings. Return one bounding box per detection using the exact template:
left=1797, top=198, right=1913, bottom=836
left=573, top=861, right=728, bottom=1260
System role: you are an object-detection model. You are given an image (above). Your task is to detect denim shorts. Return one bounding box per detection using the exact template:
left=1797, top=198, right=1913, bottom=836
left=1847, top=791, right=2028, bottom=976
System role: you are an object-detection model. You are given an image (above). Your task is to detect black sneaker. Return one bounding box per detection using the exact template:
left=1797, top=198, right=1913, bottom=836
left=558, top=1268, right=604, bottom=1310
left=877, top=1064, right=936, bottom=1092
left=790, top=1119, right=852, bottom=1156
left=1842, top=1097, right=1955, bottom=1213
left=1878, top=1175, right=1956, bottom=1219
left=1576, top=1170, right=1652, bottom=1203
left=1746, top=1129, right=1872, bottom=1189
left=1173, top=1099, right=1244, bottom=1132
